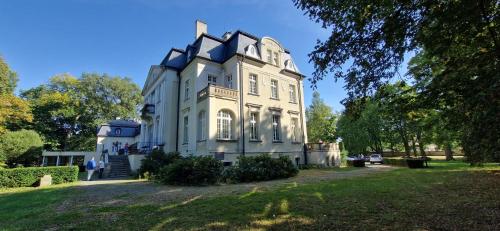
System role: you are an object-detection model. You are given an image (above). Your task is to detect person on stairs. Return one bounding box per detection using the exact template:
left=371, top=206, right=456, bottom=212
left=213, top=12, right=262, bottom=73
left=98, top=159, right=105, bottom=179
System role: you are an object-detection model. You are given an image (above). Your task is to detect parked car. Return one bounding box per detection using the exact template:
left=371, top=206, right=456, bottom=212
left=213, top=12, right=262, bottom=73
left=369, top=154, right=384, bottom=164
left=346, top=155, right=358, bottom=161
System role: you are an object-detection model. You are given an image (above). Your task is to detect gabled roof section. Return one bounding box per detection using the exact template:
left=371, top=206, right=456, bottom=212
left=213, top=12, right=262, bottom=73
left=161, top=48, right=186, bottom=70
left=97, top=120, right=140, bottom=137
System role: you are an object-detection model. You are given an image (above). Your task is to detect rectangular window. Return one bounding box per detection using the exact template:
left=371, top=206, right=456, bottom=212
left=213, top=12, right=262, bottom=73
left=208, top=74, right=217, bottom=85
left=273, top=52, right=279, bottom=65
left=184, top=80, right=190, bottom=100
left=291, top=118, right=300, bottom=142
left=249, top=74, right=258, bottom=94
left=217, top=111, right=232, bottom=140
left=225, top=74, right=232, bottom=88
left=289, top=84, right=297, bottom=103
left=271, top=79, right=278, bottom=99
left=156, top=84, right=161, bottom=103
left=272, top=115, right=281, bottom=141
left=249, top=112, right=259, bottom=140
left=267, top=49, right=272, bottom=63
left=150, top=90, right=155, bottom=104
left=183, top=116, right=189, bottom=144
left=197, top=111, right=206, bottom=141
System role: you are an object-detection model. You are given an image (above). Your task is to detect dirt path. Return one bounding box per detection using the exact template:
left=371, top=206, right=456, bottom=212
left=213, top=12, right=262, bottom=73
left=66, top=165, right=395, bottom=209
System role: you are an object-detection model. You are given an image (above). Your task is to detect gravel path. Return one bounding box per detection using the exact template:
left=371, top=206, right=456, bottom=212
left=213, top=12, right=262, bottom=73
left=64, top=165, right=395, bottom=210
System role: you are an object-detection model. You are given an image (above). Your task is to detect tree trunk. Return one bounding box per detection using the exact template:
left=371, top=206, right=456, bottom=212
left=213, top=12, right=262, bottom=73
left=445, top=144, right=454, bottom=161
left=411, top=138, right=418, bottom=157
left=398, top=121, right=411, bottom=157
left=416, top=130, right=426, bottom=157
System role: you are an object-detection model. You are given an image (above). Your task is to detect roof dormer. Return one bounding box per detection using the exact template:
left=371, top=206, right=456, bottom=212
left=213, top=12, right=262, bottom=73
left=244, top=44, right=259, bottom=59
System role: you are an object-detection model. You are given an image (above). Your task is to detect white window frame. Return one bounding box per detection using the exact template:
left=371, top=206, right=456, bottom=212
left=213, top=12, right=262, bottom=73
left=271, top=79, right=279, bottom=99
left=183, top=116, right=189, bottom=144
left=225, top=74, right=233, bottom=88
left=289, top=84, right=297, bottom=103
left=217, top=110, right=232, bottom=140
left=249, top=112, right=259, bottom=140
left=273, top=52, right=279, bottom=66
left=249, top=74, right=258, bottom=94
left=291, top=117, right=300, bottom=142
left=198, top=111, right=206, bottom=141
left=267, top=49, right=272, bottom=63
left=208, top=74, right=217, bottom=85
left=150, top=90, right=155, bottom=104
left=184, top=79, right=190, bottom=101
left=272, top=115, right=281, bottom=142
left=156, top=84, right=161, bottom=103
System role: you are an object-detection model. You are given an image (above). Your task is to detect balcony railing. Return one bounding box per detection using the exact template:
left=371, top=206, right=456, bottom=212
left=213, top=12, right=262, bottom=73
left=129, top=142, right=163, bottom=154
left=197, top=84, right=238, bottom=102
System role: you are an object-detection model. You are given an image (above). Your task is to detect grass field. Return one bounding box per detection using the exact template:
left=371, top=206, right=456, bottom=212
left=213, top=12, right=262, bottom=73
left=1, top=161, right=499, bottom=230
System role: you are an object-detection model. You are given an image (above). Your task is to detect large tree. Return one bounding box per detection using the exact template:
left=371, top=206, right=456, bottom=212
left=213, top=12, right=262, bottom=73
left=0, top=56, right=32, bottom=134
left=306, top=91, right=337, bottom=143
left=22, top=73, right=142, bottom=151
left=294, top=0, right=499, bottom=164
left=0, top=130, right=43, bottom=167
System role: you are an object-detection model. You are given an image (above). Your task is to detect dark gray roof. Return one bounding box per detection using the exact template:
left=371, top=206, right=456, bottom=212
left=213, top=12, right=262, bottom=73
left=159, top=31, right=274, bottom=71
left=97, top=120, right=140, bottom=137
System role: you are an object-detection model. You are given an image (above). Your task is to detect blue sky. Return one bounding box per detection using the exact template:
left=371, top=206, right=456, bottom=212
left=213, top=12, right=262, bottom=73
left=1, top=0, right=350, bottom=111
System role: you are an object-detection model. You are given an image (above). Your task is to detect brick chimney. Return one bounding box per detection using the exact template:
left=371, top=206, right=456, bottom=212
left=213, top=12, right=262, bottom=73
left=195, top=20, right=207, bottom=39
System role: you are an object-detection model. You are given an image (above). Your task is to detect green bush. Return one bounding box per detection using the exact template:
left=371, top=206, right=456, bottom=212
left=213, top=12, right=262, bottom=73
left=0, top=130, right=43, bottom=167
left=0, top=166, right=79, bottom=188
left=340, top=150, right=349, bottom=167
left=138, top=150, right=181, bottom=178
left=223, top=154, right=299, bottom=183
left=158, top=156, right=222, bottom=185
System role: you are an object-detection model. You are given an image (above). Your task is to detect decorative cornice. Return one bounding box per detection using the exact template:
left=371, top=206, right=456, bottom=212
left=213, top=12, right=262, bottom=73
left=268, top=107, right=283, bottom=112
left=245, top=103, right=262, bottom=108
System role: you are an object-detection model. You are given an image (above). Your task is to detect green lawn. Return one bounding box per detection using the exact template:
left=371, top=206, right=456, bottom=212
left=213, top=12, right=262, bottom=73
left=1, top=161, right=499, bottom=230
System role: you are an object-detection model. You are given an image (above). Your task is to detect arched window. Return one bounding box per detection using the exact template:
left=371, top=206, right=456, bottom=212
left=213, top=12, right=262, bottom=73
left=198, top=111, right=206, bottom=140
left=115, top=128, right=121, bottom=135
left=217, top=110, right=232, bottom=140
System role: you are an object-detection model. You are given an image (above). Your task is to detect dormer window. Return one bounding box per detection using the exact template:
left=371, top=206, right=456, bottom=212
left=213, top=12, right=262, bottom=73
left=266, top=49, right=272, bottom=63
left=273, top=52, right=279, bottom=66
left=245, top=45, right=259, bottom=59
left=115, top=128, right=121, bottom=135
left=285, top=59, right=295, bottom=71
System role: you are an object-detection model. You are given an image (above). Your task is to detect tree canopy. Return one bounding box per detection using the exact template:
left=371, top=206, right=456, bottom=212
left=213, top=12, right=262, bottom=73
left=294, top=0, right=499, bottom=164
left=0, top=56, right=32, bottom=134
left=22, top=73, right=142, bottom=151
left=306, top=92, right=337, bottom=143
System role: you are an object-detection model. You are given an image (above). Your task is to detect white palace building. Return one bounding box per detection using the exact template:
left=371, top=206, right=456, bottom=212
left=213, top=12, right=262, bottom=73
left=42, top=20, right=340, bottom=174
left=138, top=20, right=308, bottom=164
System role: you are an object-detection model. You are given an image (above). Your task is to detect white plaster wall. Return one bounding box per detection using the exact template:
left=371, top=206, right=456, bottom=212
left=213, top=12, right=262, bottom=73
left=128, top=154, right=146, bottom=172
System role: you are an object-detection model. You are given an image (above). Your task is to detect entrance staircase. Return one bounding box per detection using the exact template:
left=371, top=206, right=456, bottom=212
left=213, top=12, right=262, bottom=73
left=108, top=155, right=131, bottom=178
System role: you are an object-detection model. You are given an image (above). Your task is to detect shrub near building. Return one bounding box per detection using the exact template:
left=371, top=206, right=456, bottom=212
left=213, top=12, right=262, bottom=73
left=158, top=156, right=222, bottom=186
left=222, top=155, right=299, bottom=183
left=0, top=166, right=79, bottom=188
left=138, top=150, right=181, bottom=179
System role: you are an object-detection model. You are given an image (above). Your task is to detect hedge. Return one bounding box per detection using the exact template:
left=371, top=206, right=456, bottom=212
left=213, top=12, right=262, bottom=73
left=0, top=166, right=79, bottom=188
left=158, top=156, right=222, bottom=185
left=222, top=154, right=299, bottom=183
left=138, top=150, right=181, bottom=178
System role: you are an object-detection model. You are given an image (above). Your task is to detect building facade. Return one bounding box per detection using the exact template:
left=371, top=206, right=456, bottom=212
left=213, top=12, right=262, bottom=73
left=139, top=20, right=308, bottom=164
